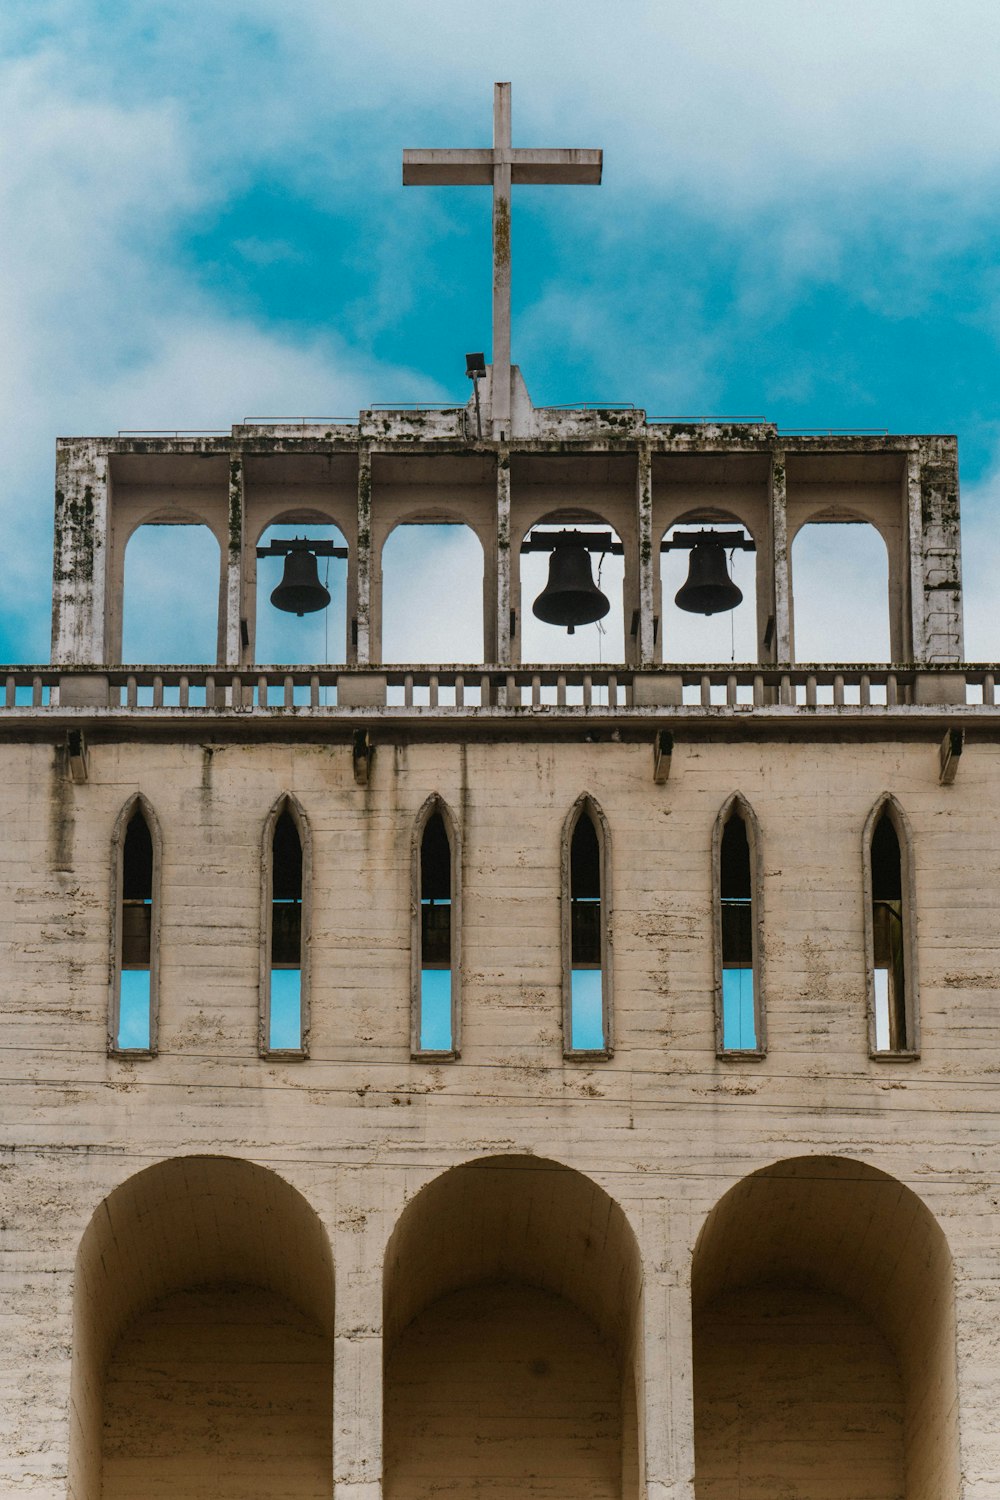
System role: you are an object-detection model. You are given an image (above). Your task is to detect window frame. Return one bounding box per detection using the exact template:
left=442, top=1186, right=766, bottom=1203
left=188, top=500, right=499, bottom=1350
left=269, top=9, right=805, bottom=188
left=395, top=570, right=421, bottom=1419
left=561, top=793, right=613, bottom=1060
left=259, top=793, right=312, bottom=1060
left=108, top=793, right=162, bottom=1058
left=712, top=792, right=766, bottom=1060
left=411, top=795, right=462, bottom=1060
left=863, top=793, right=920, bottom=1061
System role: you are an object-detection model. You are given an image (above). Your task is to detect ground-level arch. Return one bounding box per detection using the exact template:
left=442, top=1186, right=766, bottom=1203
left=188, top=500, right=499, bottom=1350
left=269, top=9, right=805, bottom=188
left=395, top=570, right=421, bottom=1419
left=383, top=1154, right=644, bottom=1500
left=69, top=1154, right=334, bottom=1500
left=692, top=1155, right=959, bottom=1500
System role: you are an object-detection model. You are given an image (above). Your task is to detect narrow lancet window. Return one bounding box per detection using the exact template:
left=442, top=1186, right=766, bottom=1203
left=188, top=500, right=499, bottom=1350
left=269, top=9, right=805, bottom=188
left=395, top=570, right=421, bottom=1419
left=565, top=802, right=610, bottom=1054
left=269, top=810, right=304, bottom=1052
left=113, top=801, right=157, bottom=1053
left=418, top=812, right=453, bottom=1052
left=871, top=810, right=907, bottom=1052
left=720, top=811, right=755, bottom=1050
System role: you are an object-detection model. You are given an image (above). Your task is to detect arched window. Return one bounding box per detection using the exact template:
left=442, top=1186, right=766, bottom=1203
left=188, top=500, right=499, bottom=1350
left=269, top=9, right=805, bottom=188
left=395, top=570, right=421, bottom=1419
left=713, top=795, right=764, bottom=1055
left=562, top=797, right=612, bottom=1055
left=791, top=521, right=890, bottom=663
left=261, top=797, right=310, bottom=1056
left=412, top=799, right=460, bottom=1056
left=864, top=796, right=918, bottom=1057
left=122, top=523, right=221, bottom=664
left=110, top=796, right=160, bottom=1054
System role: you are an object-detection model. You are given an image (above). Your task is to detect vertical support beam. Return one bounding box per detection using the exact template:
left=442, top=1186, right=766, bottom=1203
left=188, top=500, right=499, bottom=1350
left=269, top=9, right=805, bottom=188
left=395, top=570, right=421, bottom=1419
left=636, top=444, right=656, bottom=665
left=908, top=438, right=963, bottom=664
left=224, top=452, right=245, bottom=667
left=768, top=450, right=791, bottom=663
left=332, top=1186, right=384, bottom=1500
left=496, top=447, right=512, bottom=664
left=492, top=83, right=512, bottom=438
left=52, top=439, right=109, bottom=665
left=356, top=446, right=373, bottom=664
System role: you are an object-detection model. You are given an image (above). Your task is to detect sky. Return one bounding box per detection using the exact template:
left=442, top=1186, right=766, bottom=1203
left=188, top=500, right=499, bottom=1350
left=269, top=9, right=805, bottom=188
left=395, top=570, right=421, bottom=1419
left=3, top=0, right=1000, bottom=665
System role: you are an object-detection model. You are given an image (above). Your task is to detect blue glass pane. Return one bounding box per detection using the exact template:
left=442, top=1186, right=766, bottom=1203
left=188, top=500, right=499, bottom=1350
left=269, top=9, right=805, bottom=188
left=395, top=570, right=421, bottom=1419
left=270, top=969, right=302, bottom=1050
left=722, top=968, right=756, bottom=1050
left=118, top=969, right=151, bottom=1050
left=571, top=969, right=605, bottom=1050
left=420, top=969, right=453, bottom=1051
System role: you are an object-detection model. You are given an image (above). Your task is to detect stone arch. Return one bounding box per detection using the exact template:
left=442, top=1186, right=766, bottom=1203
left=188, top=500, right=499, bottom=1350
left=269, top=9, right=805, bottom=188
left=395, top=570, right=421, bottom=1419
left=517, top=506, right=626, bottom=669
left=863, top=793, right=919, bottom=1057
left=660, top=510, right=760, bottom=665
left=383, top=1153, right=644, bottom=1500
left=119, top=517, right=224, bottom=665
left=562, top=793, right=613, bottom=1054
left=410, top=793, right=462, bottom=1056
left=69, top=1154, right=334, bottom=1500
left=378, top=517, right=486, bottom=665
left=260, top=793, right=313, bottom=1056
left=711, top=792, right=764, bottom=1055
left=253, top=514, right=351, bottom=668
left=790, top=514, right=894, bottom=664
left=692, top=1154, right=959, bottom=1500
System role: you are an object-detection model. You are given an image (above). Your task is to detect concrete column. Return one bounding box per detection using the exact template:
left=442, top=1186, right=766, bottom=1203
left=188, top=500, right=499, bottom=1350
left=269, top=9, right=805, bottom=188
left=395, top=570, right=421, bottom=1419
left=636, top=445, right=656, bottom=666
left=333, top=1183, right=385, bottom=1500
left=51, top=439, right=110, bottom=666
left=908, top=438, right=963, bottom=664
left=768, top=451, right=791, bottom=663
left=639, top=1203, right=696, bottom=1500
left=496, top=449, right=512, bottom=664
left=356, top=447, right=373, bottom=665
left=223, top=452, right=245, bottom=667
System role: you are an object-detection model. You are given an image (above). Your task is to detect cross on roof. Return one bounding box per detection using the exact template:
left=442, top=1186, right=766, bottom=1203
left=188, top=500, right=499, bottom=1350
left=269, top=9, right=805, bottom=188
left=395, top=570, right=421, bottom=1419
left=403, top=82, right=602, bottom=436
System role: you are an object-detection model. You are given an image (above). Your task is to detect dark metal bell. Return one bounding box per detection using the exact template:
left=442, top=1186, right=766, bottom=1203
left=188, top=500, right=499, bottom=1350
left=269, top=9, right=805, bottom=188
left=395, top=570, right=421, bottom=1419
left=532, top=532, right=611, bottom=634
left=270, top=546, right=331, bottom=616
left=674, top=540, right=743, bottom=615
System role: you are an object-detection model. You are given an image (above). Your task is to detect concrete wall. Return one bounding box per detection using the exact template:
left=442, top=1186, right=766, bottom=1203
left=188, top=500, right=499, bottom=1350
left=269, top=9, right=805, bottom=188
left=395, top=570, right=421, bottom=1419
left=1, top=730, right=998, bottom=1497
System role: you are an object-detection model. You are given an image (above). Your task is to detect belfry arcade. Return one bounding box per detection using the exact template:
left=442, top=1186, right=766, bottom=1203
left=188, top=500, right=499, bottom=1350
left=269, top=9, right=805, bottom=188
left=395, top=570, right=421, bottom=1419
left=2, top=80, right=999, bottom=1500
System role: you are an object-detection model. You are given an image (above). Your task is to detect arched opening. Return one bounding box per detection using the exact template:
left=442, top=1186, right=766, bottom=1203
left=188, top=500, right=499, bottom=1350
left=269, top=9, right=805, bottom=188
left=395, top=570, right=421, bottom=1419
left=122, top=523, right=221, bottom=664
left=692, top=1155, right=959, bottom=1500
left=520, top=518, right=625, bottom=670
left=255, top=521, right=348, bottom=666
left=791, top=521, right=891, bottom=664
left=660, top=519, right=758, bottom=666
left=713, top=794, right=763, bottom=1056
left=111, top=796, right=160, bottom=1053
left=563, top=796, right=612, bottom=1054
left=261, top=795, right=310, bottom=1056
left=70, top=1155, right=334, bottom=1500
left=382, top=523, right=484, bottom=665
left=412, top=798, right=459, bottom=1056
left=864, top=796, right=918, bottom=1057
left=383, top=1155, right=643, bottom=1500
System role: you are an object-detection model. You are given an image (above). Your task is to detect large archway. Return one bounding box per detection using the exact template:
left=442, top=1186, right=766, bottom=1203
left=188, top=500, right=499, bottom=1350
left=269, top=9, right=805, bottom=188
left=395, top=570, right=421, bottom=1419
left=383, top=1154, right=643, bottom=1500
left=692, top=1155, right=959, bottom=1500
left=70, top=1155, right=334, bottom=1500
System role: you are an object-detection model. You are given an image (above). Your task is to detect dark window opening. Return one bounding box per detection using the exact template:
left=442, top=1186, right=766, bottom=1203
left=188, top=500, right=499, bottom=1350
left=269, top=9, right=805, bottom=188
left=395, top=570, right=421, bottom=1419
left=419, top=812, right=452, bottom=1051
left=570, top=811, right=604, bottom=1050
left=871, top=812, right=906, bottom=1051
left=720, top=811, right=755, bottom=1050
left=269, top=810, right=303, bottom=1050
left=117, top=809, right=153, bottom=1050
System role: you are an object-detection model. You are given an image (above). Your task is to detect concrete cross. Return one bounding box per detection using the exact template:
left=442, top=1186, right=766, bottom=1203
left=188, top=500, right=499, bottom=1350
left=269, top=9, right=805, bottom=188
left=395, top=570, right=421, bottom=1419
left=403, top=82, right=602, bottom=435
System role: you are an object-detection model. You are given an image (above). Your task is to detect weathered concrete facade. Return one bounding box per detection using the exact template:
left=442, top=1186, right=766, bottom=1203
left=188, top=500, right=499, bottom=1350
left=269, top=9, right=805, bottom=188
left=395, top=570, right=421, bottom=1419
left=4, top=406, right=999, bottom=1499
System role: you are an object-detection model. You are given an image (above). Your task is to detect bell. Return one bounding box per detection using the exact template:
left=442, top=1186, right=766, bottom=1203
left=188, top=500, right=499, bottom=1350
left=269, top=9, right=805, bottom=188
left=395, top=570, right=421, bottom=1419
left=270, top=546, right=331, bottom=616
left=532, top=532, right=611, bottom=634
left=674, top=539, right=743, bottom=615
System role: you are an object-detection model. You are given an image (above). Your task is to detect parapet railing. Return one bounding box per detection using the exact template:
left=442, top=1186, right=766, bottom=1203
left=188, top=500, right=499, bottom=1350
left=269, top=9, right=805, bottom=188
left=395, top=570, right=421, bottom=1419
left=3, top=664, right=997, bottom=712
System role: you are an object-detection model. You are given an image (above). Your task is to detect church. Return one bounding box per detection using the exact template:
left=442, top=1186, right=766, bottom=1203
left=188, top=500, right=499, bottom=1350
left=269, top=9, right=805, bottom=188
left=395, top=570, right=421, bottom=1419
left=2, top=85, right=995, bottom=1500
